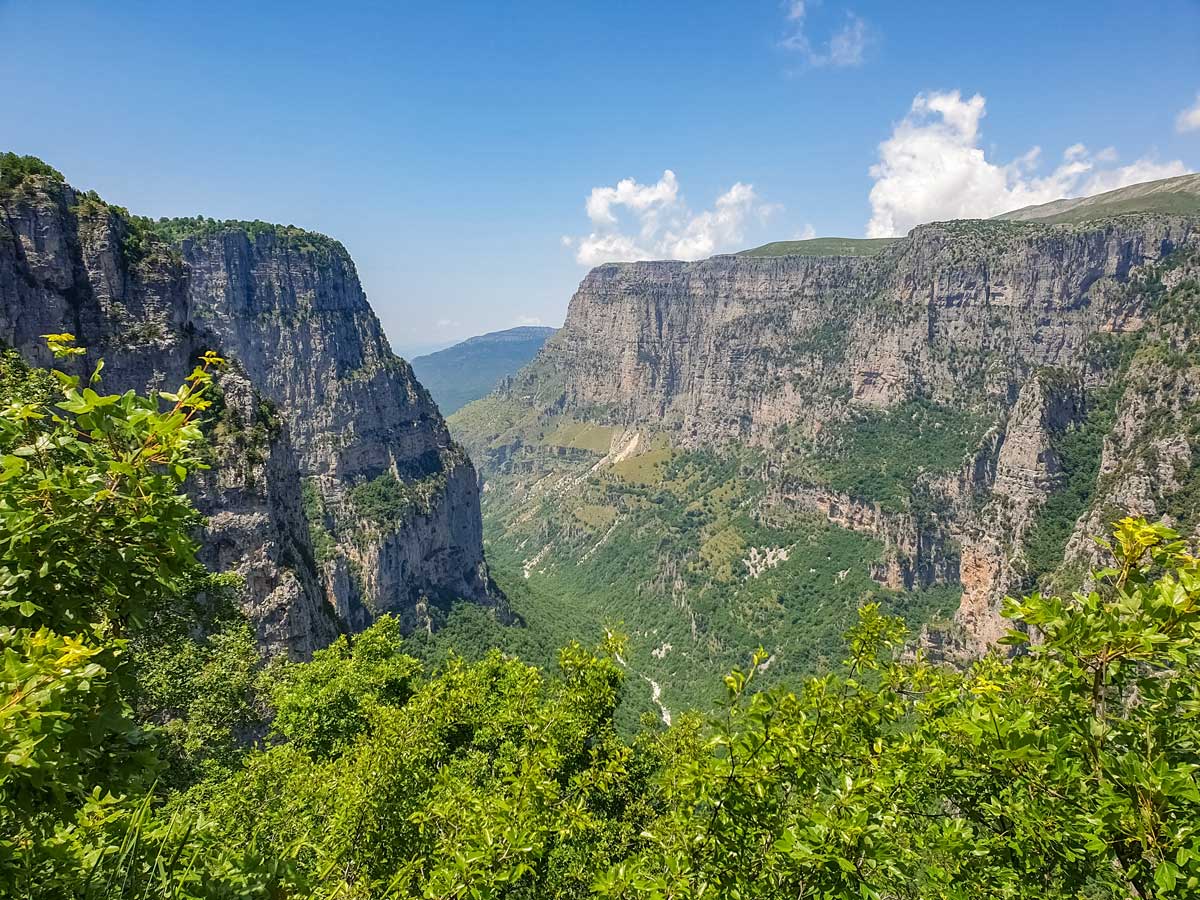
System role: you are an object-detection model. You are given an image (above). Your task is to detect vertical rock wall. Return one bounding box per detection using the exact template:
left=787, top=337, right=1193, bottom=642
left=0, top=173, right=497, bottom=657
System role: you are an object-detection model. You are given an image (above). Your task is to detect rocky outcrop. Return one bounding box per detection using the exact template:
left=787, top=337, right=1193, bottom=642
left=191, top=372, right=340, bottom=656
left=950, top=372, right=1084, bottom=653
left=992, top=374, right=1080, bottom=503
left=472, top=215, right=1200, bottom=654
left=537, top=219, right=1193, bottom=447
left=1061, top=259, right=1200, bottom=574
left=0, top=172, right=497, bottom=657
left=766, top=481, right=957, bottom=591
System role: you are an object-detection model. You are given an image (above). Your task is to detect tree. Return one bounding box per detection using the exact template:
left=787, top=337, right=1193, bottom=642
left=5, top=336, right=1199, bottom=900
left=0, top=339, right=288, bottom=898
left=597, top=518, right=1200, bottom=900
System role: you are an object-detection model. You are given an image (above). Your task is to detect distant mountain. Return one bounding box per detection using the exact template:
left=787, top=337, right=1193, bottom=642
left=411, top=326, right=557, bottom=414
left=996, top=172, right=1200, bottom=223
left=392, top=338, right=456, bottom=360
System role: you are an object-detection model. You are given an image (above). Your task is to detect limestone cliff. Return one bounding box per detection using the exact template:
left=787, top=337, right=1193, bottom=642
left=455, top=214, right=1200, bottom=661
left=543, top=219, right=1190, bottom=442
left=0, top=167, right=497, bottom=657
left=1060, top=256, right=1200, bottom=578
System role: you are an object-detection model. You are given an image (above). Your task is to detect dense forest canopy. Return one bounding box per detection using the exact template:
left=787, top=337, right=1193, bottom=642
left=2, top=339, right=1199, bottom=898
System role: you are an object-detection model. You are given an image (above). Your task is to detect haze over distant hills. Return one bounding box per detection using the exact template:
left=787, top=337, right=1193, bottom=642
left=411, top=326, right=558, bottom=415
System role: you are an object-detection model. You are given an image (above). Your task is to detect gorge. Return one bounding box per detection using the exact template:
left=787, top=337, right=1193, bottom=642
left=449, top=175, right=1200, bottom=714
left=5, top=154, right=1200, bottom=714
left=4, top=155, right=1200, bottom=900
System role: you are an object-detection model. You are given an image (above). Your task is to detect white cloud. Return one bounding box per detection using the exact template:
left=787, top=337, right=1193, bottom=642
left=782, top=1, right=869, bottom=68
left=827, top=13, right=866, bottom=66
left=514, top=315, right=543, bottom=326
left=1177, top=92, right=1200, bottom=133
left=866, top=90, right=1191, bottom=237
left=569, top=170, right=775, bottom=265
left=794, top=224, right=818, bottom=240
left=434, top=318, right=461, bottom=329
left=586, top=170, right=679, bottom=225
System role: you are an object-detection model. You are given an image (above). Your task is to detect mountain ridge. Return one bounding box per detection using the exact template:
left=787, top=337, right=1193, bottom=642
left=732, top=173, right=1200, bottom=260
left=995, top=171, right=1200, bottom=223
left=450, top=325, right=557, bottom=347
left=738, top=236, right=900, bottom=257
left=411, top=325, right=557, bottom=415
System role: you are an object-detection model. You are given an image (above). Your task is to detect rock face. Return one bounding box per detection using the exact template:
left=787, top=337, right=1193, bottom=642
left=949, top=372, right=1084, bottom=652
left=545, top=220, right=1189, bottom=444
left=0, top=172, right=497, bottom=657
left=458, top=214, right=1200, bottom=657
left=1061, top=261, right=1200, bottom=576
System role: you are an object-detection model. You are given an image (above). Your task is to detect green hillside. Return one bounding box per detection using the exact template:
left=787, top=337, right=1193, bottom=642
left=1022, top=190, right=1200, bottom=224
left=445, top=398, right=966, bottom=726
left=738, top=236, right=900, bottom=257
left=996, top=172, right=1200, bottom=223
left=410, top=325, right=557, bottom=414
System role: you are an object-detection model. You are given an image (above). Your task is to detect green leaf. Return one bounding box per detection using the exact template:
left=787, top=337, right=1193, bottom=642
left=1156, top=861, right=1178, bottom=892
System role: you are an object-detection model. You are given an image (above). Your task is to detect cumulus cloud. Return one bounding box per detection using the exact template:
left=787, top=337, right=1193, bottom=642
left=568, top=170, right=774, bottom=265
left=1177, top=92, right=1200, bottom=133
left=866, top=90, right=1191, bottom=237
left=585, top=170, right=680, bottom=226
left=782, top=1, right=868, bottom=68
left=434, top=318, right=461, bottom=329
left=513, top=315, right=543, bottom=326
left=794, top=224, right=818, bottom=240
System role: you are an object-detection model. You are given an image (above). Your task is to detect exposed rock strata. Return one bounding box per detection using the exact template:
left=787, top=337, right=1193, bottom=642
left=469, top=216, right=1200, bottom=653
left=1062, top=263, right=1200, bottom=576
left=0, top=173, right=496, bottom=656
left=544, top=220, right=1193, bottom=446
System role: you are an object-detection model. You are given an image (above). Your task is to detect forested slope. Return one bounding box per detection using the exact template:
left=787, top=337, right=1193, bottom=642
left=3, top=339, right=1198, bottom=899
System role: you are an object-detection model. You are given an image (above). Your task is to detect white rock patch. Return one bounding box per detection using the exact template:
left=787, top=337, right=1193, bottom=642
left=523, top=543, right=552, bottom=579
left=743, top=545, right=791, bottom=579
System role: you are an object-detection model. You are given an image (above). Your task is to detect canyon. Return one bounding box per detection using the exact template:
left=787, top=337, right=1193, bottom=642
left=451, top=185, right=1200, bottom=709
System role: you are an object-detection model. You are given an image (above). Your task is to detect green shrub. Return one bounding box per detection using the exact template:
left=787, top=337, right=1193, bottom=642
left=349, top=470, right=444, bottom=531
left=0, top=152, right=64, bottom=191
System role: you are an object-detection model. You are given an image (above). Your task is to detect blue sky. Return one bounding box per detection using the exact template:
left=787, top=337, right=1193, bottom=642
left=2, top=0, right=1198, bottom=356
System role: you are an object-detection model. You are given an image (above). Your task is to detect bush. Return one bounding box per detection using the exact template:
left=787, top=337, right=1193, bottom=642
left=0, top=337, right=291, bottom=897
left=0, top=152, right=64, bottom=191
left=6, top=338, right=1199, bottom=899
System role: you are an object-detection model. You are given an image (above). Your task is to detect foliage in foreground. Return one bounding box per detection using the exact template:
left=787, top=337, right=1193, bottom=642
left=2, top=341, right=1199, bottom=898
left=0, top=340, right=283, bottom=897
